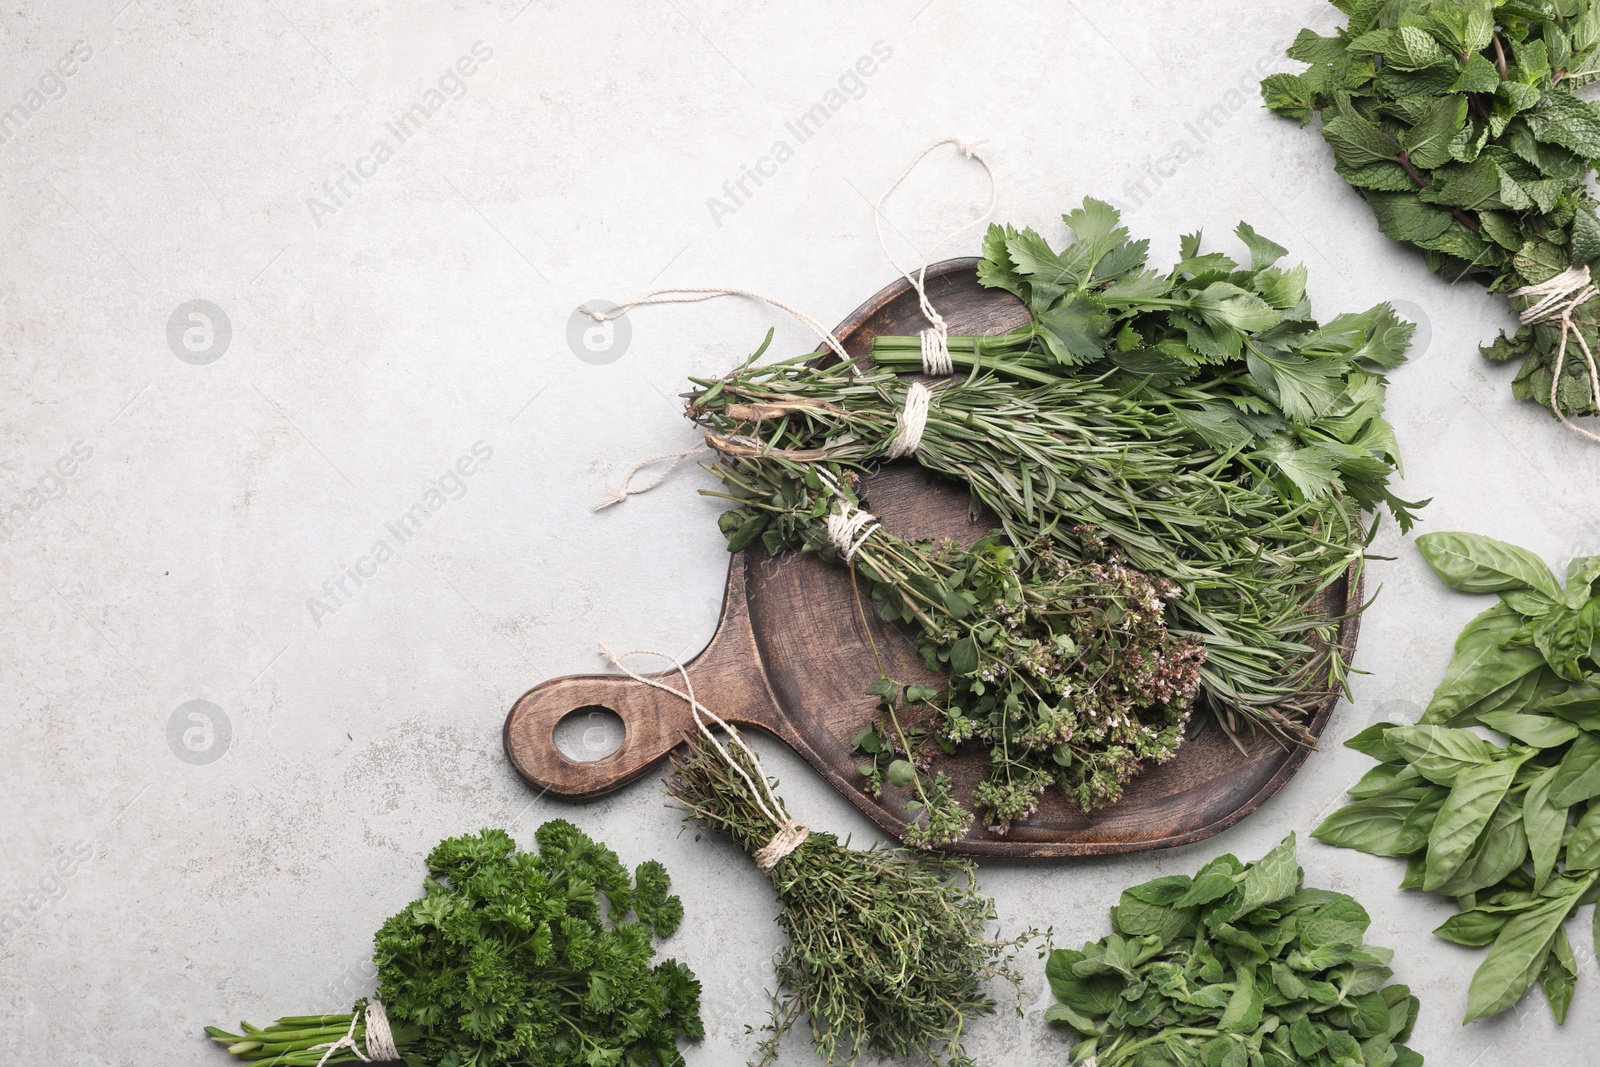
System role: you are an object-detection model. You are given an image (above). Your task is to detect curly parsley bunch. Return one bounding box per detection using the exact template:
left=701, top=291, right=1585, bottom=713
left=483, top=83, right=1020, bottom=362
left=205, top=824, right=703, bottom=1067
left=1265, top=0, right=1600, bottom=419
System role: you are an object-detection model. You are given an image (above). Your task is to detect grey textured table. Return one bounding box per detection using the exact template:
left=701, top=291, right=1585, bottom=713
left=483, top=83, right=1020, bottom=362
left=2, top=2, right=1598, bottom=1064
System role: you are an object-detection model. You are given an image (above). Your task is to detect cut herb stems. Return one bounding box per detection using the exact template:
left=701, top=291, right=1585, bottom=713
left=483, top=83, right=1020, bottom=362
left=687, top=198, right=1416, bottom=839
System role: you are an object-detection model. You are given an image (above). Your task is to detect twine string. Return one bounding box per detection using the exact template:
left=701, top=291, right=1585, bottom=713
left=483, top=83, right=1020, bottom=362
left=817, top=468, right=881, bottom=563
left=1512, top=264, right=1600, bottom=444
left=871, top=138, right=999, bottom=375
left=312, top=1002, right=399, bottom=1066
left=885, top=381, right=932, bottom=459
left=592, top=447, right=707, bottom=511
left=581, top=288, right=850, bottom=363
left=601, top=648, right=809, bottom=871
left=590, top=137, right=992, bottom=505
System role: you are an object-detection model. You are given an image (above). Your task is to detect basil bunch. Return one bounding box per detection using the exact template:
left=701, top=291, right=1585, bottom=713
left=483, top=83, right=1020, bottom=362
left=1047, top=834, right=1423, bottom=1067
left=1315, top=531, right=1600, bottom=1023
left=1264, top=0, right=1600, bottom=419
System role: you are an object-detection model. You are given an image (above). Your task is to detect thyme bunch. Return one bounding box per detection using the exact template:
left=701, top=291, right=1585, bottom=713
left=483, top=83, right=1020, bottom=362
left=664, top=734, right=1032, bottom=1067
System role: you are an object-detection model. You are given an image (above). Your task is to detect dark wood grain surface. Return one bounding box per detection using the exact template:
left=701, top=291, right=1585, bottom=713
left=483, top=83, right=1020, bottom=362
left=504, top=259, right=1361, bottom=857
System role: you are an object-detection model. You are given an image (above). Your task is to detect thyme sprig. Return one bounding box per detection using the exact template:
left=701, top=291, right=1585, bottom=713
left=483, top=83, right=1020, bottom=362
left=665, top=734, right=1034, bottom=1067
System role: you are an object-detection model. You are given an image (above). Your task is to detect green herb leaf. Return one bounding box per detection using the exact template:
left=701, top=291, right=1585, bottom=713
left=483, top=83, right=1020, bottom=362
left=1417, top=532, right=1563, bottom=599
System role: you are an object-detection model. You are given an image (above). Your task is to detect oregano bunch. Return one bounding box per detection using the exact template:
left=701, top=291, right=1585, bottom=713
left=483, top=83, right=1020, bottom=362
left=1264, top=0, right=1600, bottom=419
left=709, top=443, right=1203, bottom=840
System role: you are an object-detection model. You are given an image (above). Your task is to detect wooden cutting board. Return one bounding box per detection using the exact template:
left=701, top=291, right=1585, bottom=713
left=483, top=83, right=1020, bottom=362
left=504, top=258, right=1361, bottom=857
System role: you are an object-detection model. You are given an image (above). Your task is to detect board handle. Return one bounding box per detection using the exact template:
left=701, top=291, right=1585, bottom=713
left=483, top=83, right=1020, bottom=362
left=502, top=672, right=707, bottom=797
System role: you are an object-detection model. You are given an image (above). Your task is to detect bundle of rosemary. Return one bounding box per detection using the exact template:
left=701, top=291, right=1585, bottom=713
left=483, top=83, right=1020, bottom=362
left=665, top=732, right=1030, bottom=1067
left=686, top=199, right=1416, bottom=839
left=1264, top=0, right=1600, bottom=432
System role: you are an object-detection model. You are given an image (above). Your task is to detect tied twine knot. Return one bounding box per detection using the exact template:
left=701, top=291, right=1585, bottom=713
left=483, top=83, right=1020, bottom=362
left=874, top=138, right=998, bottom=378
left=602, top=648, right=809, bottom=874
left=313, top=1001, right=399, bottom=1066
left=884, top=381, right=933, bottom=459
left=818, top=469, right=880, bottom=564
left=1511, top=264, right=1600, bottom=444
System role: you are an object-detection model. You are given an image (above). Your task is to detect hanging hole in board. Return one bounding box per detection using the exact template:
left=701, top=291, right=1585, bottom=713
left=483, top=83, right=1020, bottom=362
left=554, top=705, right=626, bottom=763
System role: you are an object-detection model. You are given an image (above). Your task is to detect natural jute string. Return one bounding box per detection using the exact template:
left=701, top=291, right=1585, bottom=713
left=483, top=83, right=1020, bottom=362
left=872, top=138, right=999, bottom=376
left=581, top=288, right=850, bottom=363
left=1511, top=264, right=1600, bottom=444
left=592, top=446, right=707, bottom=511
left=589, top=137, right=996, bottom=506
left=313, top=1001, right=399, bottom=1065
left=884, top=380, right=933, bottom=460
left=601, top=647, right=809, bottom=872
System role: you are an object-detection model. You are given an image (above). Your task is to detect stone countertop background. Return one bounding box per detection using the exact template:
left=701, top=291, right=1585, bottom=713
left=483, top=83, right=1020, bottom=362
left=2, top=1, right=1598, bottom=1064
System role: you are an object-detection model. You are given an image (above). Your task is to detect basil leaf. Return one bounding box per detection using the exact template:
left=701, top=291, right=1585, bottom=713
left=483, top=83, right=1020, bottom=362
left=1313, top=789, right=1440, bottom=856
left=1417, top=531, right=1563, bottom=599
left=1463, top=875, right=1591, bottom=1023
left=1425, top=758, right=1525, bottom=891
left=1530, top=603, right=1598, bottom=683
left=1347, top=761, right=1422, bottom=798
left=1539, top=679, right=1600, bottom=730
left=1539, top=925, right=1578, bottom=1024
left=1552, top=732, right=1600, bottom=807
left=1435, top=906, right=1518, bottom=947
left=1422, top=605, right=1547, bottom=725
left=1566, top=555, right=1600, bottom=608
left=1476, top=710, right=1581, bottom=747
left=1565, top=802, right=1600, bottom=871
left=1344, top=721, right=1402, bottom=761
left=1523, top=766, right=1569, bottom=892
left=1387, top=724, right=1502, bottom=784
left=1431, top=798, right=1528, bottom=897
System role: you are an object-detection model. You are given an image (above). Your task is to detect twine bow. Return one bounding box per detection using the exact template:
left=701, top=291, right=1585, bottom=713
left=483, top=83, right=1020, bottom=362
left=1511, top=264, right=1600, bottom=444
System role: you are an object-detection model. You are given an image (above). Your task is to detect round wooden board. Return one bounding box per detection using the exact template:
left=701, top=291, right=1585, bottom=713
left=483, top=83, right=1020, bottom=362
left=504, top=258, right=1360, bottom=857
